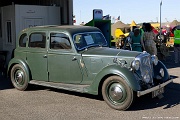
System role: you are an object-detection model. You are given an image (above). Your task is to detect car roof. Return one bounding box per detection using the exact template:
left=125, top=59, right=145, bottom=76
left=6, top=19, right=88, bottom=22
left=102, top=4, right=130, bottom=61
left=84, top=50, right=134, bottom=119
left=20, top=25, right=101, bottom=35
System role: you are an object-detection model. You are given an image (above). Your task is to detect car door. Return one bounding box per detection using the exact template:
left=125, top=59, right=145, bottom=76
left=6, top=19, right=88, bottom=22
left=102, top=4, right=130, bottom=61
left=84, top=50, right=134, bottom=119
left=48, top=32, right=83, bottom=84
left=26, top=31, right=48, bottom=81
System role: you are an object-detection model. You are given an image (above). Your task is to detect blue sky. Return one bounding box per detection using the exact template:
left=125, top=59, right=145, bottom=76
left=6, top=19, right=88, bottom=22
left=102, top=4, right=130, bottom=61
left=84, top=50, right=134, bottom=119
left=73, top=0, right=179, bottom=24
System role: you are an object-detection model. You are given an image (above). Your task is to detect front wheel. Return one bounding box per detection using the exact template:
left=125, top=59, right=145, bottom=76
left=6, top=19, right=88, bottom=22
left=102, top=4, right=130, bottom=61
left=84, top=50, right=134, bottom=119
left=102, top=76, right=134, bottom=110
left=10, top=64, right=29, bottom=91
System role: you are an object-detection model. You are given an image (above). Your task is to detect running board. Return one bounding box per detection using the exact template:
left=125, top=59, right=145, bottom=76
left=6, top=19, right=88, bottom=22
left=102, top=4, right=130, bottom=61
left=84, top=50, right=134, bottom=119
left=29, top=80, right=90, bottom=93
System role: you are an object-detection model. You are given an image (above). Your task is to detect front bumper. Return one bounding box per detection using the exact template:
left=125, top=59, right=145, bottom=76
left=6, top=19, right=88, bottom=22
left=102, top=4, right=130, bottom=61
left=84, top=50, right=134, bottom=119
left=137, top=79, right=173, bottom=97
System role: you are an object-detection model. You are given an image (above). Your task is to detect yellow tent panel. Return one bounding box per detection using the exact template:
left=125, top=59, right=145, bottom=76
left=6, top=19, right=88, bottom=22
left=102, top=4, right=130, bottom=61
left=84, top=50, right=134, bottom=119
left=124, top=33, right=129, bottom=37
left=151, top=23, right=160, bottom=29
left=130, top=20, right=137, bottom=26
left=115, top=29, right=124, bottom=38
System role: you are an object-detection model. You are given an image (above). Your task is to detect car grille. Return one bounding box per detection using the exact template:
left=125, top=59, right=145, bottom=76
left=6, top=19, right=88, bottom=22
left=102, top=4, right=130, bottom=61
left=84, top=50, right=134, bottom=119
left=138, top=53, right=154, bottom=84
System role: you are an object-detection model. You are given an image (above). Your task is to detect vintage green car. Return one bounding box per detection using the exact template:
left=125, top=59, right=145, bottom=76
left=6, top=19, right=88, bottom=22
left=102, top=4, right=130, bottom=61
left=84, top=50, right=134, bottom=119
left=8, top=25, right=173, bottom=110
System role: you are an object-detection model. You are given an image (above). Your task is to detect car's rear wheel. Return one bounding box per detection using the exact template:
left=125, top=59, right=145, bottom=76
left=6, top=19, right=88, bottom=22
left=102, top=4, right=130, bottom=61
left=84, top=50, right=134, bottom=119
left=10, top=64, right=29, bottom=91
left=102, top=76, right=134, bottom=110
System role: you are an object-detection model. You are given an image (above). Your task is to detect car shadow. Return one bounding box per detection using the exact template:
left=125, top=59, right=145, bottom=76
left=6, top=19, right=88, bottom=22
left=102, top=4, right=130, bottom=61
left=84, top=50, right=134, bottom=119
left=1, top=75, right=179, bottom=111
left=128, top=82, right=180, bottom=111
left=29, top=84, right=103, bottom=101
left=27, top=79, right=180, bottom=111
left=0, top=75, right=13, bottom=90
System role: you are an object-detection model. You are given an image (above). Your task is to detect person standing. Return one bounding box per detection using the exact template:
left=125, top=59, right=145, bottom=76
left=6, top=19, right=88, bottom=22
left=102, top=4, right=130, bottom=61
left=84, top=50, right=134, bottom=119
left=140, top=22, right=146, bottom=37
left=173, top=29, right=180, bottom=63
left=131, top=28, right=145, bottom=52
left=143, top=23, right=157, bottom=55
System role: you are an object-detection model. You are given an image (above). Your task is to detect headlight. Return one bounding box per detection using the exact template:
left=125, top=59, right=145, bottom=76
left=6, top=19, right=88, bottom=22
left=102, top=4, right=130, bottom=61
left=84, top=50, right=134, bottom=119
left=151, top=55, right=158, bottom=65
left=159, top=68, right=164, bottom=77
left=131, top=60, right=140, bottom=70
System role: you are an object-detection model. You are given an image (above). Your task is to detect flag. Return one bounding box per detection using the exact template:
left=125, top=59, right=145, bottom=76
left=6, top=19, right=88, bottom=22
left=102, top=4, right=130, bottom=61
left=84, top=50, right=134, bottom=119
left=116, top=16, right=120, bottom=21
left=103, top=14, right=110, bottom=20
left=160, top=0, right=162, bottom=6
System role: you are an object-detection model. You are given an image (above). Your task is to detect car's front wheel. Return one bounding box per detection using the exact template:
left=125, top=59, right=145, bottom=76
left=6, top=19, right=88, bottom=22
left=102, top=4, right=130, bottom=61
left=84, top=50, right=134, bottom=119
left=102, top=76, right=134, bottom=110
left=10, top=64, right=29, bottom=91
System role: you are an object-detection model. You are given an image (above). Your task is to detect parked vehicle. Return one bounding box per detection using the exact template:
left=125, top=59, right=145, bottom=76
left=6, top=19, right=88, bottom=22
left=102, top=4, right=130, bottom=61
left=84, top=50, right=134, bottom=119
left=8, top=25, right=173, bottom=110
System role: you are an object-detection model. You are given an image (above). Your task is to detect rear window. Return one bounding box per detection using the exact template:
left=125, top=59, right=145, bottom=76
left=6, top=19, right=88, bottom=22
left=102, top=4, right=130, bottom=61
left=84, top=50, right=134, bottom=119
left=19, top=33, right=27, bottom=47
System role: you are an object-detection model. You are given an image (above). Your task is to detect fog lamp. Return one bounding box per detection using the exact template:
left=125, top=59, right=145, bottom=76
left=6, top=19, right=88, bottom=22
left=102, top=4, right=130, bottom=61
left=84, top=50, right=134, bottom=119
left=159, top=68, right=164, bottom=77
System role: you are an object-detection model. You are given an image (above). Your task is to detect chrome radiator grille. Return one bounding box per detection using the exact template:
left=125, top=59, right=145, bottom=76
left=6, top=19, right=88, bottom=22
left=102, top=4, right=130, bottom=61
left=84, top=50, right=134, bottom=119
left=138, top=54, right=154, bottom=83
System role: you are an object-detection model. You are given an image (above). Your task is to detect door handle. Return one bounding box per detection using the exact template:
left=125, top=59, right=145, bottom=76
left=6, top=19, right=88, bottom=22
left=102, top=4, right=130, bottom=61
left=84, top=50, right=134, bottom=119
left=43, top=55, right=47, bottom=58
left=72, top=56, right=77, bottom=61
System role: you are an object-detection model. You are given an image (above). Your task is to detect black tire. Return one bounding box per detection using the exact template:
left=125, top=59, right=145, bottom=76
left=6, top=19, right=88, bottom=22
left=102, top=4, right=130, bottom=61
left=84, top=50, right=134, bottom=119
left=10, top=64, right=29, bottom=91
left=102, top=76, right=134, bottom=110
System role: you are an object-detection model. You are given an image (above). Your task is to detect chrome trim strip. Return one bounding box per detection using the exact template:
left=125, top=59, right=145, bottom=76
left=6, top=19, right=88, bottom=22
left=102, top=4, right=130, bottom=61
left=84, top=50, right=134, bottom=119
left=137, top=79, right=173, bottom=97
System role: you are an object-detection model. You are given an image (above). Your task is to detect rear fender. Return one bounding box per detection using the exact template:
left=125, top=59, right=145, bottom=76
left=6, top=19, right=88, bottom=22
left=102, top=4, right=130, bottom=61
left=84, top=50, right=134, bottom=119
left=8, top=58, right=30, bottom=81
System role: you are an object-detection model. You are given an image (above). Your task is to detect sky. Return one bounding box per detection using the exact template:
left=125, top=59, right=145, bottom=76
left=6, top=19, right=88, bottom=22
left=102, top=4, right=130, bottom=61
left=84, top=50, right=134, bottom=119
left=73, top=0, right=179, bottom=25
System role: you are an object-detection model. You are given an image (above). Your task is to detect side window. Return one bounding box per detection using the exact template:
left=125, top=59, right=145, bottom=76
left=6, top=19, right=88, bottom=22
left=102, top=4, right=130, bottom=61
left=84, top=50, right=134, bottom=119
left=19, top=33, right=27, bottom=47
left=50, top=33, right=71, bottom=49
left=29, top=32, right=46, bottom=48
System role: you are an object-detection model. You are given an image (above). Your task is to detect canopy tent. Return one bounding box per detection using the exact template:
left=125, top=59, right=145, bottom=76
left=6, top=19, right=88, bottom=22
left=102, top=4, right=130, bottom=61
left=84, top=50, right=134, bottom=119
left=130, top=20, right=137, bottom=27
left=151, top=23, right=160, bottom=29
left=111, top=21, right=130, bottom=38
left=170, top=20, right=180, bottom=27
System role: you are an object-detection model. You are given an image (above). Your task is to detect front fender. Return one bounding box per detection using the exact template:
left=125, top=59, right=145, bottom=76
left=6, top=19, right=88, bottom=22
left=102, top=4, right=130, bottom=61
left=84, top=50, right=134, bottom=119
left=154, top=60, right=170, bottom=81
left=87, top=65, right=141, bottom=95
left=8, top=58, right=30, bottom=80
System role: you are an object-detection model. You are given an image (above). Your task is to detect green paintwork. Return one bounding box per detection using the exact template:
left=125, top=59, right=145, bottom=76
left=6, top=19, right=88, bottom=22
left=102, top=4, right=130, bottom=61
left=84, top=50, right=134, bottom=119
left=8, top=25, right=171, bottom=96
left=48, top=50, right=83, bottom=83
left=8, top=58, right=30, bottom=82
left=154, top=61, right=170, bottom=81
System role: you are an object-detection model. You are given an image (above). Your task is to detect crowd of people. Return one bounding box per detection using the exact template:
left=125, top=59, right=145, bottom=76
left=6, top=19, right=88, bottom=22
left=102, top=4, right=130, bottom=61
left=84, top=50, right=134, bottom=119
left=120, top=22, right=180, bottom=64
left=128, top=22, right=157, bottom=55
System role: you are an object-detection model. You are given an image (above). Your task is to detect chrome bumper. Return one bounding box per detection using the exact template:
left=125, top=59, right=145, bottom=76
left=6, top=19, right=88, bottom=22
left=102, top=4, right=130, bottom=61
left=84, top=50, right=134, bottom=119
left=137, top=79, right=173, bottom=97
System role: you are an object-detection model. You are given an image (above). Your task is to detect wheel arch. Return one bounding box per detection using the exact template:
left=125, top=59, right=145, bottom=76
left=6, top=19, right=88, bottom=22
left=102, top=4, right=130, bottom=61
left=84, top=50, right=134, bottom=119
left=8, top=58, right=31, bottom=81
left=87, top=65, right=141, bottom=95
left=154, top=60, right=170, bottom=81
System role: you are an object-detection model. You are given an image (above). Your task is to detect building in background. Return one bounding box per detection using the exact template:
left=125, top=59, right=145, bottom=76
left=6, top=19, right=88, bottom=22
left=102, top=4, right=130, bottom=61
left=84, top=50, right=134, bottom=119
left=0, top=0, right=73, bottom=64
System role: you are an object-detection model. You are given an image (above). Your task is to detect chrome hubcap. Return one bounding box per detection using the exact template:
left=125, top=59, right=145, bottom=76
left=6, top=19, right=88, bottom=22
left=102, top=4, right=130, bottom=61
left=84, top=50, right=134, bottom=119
left=15, top=70, right=24, bottom=84
left=109, top=83, right=123, bottom=101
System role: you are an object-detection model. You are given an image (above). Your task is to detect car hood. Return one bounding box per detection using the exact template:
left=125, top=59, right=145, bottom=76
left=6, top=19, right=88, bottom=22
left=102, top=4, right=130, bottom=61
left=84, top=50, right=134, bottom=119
left=80, top=47, right=141, bottom=74
left=81, top=47, right=140, bottom=58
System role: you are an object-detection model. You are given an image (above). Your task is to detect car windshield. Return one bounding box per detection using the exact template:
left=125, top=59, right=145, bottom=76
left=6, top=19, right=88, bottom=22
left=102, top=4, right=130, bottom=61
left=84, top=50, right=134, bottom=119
left=73, top=32, right=108, bottom=51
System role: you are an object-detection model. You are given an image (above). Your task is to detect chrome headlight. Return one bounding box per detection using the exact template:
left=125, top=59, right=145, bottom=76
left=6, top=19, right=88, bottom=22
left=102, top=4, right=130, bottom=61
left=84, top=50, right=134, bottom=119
left=151, top=55, right=158, bottom=65
left=131, top=60, right=140, bottom=71
left=159, top=68, right=164, bottom=77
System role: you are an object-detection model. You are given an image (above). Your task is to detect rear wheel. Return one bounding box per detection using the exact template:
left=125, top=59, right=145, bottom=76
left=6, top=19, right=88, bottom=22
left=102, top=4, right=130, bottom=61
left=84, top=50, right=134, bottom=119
left=102, top=76, right=134, bottom=110
left=10, top=64, right=29, bottom=91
